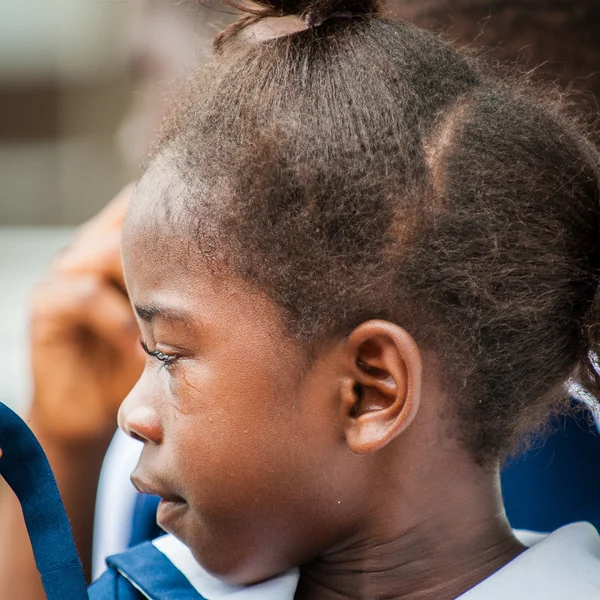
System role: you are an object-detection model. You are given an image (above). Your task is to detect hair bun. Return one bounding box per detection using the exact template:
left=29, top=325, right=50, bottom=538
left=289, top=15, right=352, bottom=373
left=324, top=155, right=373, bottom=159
left=232, top=0, right=380, bottom=27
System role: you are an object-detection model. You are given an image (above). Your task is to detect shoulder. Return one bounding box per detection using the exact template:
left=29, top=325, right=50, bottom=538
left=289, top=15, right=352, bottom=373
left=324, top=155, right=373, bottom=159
left=459, top=522, right=600, bottom=599
left=88, top=539, right=207, bottom=600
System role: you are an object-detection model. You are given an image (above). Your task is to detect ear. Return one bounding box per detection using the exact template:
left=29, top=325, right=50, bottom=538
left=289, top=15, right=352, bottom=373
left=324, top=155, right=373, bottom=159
left=340, top=320, right=422, bottom=455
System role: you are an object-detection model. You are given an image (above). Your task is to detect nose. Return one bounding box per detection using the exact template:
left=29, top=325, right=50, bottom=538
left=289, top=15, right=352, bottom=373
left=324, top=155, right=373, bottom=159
left=118, top=375, right=163, bottom=445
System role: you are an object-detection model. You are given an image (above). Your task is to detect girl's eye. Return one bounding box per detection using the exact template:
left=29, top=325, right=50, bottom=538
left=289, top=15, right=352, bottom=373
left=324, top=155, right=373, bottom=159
left=140, top=340, right=179, bottom=368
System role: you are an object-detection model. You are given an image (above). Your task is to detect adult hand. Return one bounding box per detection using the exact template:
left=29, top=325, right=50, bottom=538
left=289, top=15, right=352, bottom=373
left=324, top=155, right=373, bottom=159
left=28, top=184, right=144, bottom=443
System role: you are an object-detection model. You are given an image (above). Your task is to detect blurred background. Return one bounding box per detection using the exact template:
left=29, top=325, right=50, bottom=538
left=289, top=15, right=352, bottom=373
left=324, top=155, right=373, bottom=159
left=0, top=0, right=128, bottom=411
left=0, top=0, right=221, bottom=412
left=0, top=1, right=129, bottom=227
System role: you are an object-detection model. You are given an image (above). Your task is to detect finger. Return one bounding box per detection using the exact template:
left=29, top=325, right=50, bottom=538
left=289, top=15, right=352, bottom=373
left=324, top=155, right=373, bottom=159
left=75, top=182, right=136, bottom=240
left=78, top=282, right=141, bottom=356
left=52, top=230, right=125, bottom=288
left=32, top=276, right=140, bottom=355
left=48, top=183, right=135, bottom=287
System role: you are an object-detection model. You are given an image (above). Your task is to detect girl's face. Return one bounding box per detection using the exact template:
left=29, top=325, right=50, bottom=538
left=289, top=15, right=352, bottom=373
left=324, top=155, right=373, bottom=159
left=119, top=168, right=369, bottom=584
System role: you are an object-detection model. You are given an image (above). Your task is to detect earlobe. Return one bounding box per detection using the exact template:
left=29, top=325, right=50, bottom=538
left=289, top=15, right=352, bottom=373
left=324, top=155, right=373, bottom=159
left=340, top=320, right=422, bottom=455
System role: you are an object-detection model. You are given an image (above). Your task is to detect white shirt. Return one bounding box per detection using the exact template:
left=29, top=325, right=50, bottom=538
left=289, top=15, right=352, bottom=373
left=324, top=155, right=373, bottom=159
left=92, top=429, right=143, bottom=579
left=153, top=535, right=300, bottom=599
left=458, top=522, right=600, bottom=599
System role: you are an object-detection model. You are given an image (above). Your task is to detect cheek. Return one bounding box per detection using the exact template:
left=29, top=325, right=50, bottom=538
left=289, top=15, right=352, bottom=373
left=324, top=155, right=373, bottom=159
left=168, top=361, right=347, bottom=510
left=161, top=359, right=313, bottom=563
left=163, top=356, right=306, bottom=490
left=158, top=356, right=364, bottom=581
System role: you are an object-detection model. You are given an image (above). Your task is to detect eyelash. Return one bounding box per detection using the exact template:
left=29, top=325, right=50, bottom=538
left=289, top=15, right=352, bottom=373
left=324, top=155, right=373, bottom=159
left=140, top=340, right=179, bottom=368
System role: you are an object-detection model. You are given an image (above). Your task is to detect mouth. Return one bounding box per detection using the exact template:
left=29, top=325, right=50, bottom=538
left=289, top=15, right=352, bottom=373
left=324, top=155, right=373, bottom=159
left=155, top=496, right=188, bottom=530
left=131, top=474, right=186, bottom=504
left=131, top=472, right=189, bottom=532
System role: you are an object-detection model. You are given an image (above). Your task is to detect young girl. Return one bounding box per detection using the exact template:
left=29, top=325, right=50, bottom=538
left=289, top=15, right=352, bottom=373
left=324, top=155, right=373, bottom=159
left=56, top=0, right=600, bottom=597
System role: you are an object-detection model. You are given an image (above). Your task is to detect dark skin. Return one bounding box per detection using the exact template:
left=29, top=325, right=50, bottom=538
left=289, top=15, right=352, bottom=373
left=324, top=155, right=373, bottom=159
left=119, top=160, right=524, bottom=599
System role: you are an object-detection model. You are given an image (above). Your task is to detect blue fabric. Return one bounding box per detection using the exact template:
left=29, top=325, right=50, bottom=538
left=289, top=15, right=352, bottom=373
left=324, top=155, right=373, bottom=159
left=89, top=541, right=206, bottom=600
left=502, top=403, right=600, bottom=532
left=0, top=402, right=89, bottom=600
left=88, top=568, right=143, bottom=600
left=129, top=494, right=163, bottom=547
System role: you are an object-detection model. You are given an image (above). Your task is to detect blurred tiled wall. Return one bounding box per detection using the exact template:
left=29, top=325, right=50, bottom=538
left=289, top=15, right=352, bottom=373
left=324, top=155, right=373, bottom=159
left=0, top=1, right=133, bottom=412
left=0, top=0, right=131, bottom=225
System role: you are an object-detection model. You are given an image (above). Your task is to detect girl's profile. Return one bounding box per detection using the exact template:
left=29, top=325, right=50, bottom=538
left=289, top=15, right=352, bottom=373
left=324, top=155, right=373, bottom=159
left=8, top=0, right=600, bottom=598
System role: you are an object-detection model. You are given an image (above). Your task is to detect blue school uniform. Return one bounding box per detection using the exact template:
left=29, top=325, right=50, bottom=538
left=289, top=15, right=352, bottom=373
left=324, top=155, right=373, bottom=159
left=502, top=400, right=600, bottom=531
left=88, top=542, right=203, bottom=600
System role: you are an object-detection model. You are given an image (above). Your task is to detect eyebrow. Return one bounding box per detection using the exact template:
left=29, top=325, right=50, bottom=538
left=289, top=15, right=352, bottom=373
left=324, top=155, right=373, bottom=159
left=134, top=304, right=191, bottom=323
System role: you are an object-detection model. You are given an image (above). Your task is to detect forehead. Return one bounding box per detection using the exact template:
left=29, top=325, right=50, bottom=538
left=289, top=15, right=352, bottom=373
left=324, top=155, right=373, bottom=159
left=123, top=155, right=188, bottom=251
left=121, top=159, right=291, bottom=340
left=122, top=162, right=204, bottom=317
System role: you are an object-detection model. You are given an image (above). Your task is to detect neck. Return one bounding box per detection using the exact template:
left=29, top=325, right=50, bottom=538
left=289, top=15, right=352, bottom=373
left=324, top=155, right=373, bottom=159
left=294, top=470, right=524, bottom=600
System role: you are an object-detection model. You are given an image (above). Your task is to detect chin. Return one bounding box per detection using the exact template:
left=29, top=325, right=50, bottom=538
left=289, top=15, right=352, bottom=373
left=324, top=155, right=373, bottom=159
left=182, top=528, right=285, bottom=586
left=163, top=506, right=294, bottom=586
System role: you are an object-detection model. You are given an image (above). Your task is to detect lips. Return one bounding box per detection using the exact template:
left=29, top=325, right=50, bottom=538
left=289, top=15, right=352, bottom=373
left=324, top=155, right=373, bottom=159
left=130, top=473, right=185, bottom=504
left=130, top=470, right=189, bottom=533
left=156, top=496, right=188, bottom=530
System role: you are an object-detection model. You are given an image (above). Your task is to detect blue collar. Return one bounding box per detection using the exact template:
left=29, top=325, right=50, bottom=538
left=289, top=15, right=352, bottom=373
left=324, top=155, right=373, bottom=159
left=106, top=542, right=207, bottom=600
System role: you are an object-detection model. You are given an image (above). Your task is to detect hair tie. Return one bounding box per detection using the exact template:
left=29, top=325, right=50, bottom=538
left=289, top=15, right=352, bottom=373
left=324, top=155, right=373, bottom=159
left=304, top=9, right=354, bottom=28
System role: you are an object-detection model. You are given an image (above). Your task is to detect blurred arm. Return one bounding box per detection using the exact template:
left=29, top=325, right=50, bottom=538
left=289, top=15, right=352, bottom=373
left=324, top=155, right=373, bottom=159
left=0, top=185, right=143, bottom=599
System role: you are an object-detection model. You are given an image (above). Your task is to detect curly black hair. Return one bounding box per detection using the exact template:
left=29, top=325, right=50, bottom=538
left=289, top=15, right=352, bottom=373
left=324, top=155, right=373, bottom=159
left=148, top=0, right=600, bottom=465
